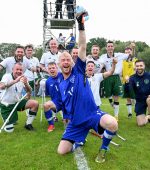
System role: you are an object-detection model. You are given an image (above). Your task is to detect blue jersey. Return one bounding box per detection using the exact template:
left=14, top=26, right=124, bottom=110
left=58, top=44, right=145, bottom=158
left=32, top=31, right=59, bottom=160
left=45, top=72, right=63, bottom=101
left=126, top=72, right=150, bottom=102
left=59, top=58, right=99, bottom=126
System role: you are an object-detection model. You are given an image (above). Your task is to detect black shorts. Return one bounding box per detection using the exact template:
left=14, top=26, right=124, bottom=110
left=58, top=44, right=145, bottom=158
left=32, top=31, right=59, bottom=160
left=135, top=100, right=147, bottom=116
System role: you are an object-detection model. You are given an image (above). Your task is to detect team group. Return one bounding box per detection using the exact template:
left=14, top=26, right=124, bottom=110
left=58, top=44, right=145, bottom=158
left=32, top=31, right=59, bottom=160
left=0, top=8, right=150, bottom=163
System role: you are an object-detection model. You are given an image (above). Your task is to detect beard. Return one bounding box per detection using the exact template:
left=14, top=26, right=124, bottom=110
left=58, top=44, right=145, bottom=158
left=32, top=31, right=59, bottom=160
left=15, top=55, right=23, bottom=62
left=137, top=69, right=144, bottom=75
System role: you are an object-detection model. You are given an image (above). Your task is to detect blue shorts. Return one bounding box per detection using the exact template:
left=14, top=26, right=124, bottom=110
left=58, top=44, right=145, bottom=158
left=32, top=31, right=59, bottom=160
left=62, top=111, right=106, bottom=143
left=135, top=100, right=147, bottom=116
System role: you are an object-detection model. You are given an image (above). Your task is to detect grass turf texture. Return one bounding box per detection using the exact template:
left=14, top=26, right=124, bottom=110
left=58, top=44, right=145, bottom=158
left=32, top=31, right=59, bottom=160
left=0, top=98, right=150, bottom=170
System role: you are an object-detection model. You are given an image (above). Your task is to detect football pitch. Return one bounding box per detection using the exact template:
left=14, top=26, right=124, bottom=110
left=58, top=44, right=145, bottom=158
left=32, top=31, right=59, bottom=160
left=0, top=98, right=150, bottom=170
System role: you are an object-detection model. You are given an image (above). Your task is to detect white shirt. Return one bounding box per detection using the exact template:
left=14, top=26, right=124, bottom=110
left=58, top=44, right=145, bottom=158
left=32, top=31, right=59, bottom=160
left=87, top=73, right=103, bottom=106
left=40, top=51, right=60, bottom=68
left=40, top=51, right=61, bottom=76
left=58, top=36, right=65, bottom=45
left=0, top=56, right=31, bottom=74
left=24, top=56, right=40, bottom=81
left=86, top=56, right=103, bottom=73
left=99, top=53, right=128, bottom=76
left=0, top=74, right=24, bottom=105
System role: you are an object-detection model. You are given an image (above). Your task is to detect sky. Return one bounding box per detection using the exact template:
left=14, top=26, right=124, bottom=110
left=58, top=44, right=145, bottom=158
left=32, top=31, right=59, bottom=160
left=0, top=0, right=150, bottom=46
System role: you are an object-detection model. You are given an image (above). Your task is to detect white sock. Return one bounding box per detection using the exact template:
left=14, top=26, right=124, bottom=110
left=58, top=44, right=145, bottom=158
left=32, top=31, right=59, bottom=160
left=26, top=115, right=35, bottom=125
left=53, top=112, right=57, bottom=117
left=114, top=104, right=119, bottom=116
left=127, top=104, right=132, bottom=114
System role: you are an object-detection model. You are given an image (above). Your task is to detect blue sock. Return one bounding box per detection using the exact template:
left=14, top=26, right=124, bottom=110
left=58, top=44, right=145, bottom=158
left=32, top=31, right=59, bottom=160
left=44, top=110, right=54, bottom=125
left=100, top=130, right=116, bottom=150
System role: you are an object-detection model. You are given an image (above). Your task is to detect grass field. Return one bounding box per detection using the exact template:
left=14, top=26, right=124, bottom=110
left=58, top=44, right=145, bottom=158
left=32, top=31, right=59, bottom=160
left=0, top=97, right=150, bottom=170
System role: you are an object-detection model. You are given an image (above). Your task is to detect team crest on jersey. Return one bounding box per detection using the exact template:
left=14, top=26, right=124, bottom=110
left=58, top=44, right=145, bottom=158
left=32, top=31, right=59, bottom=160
left=96, top=63, right=100, bottom=68
left=70, top=75, right=75, bottom=83
left=48, top=58, right=56, bottom=62
left=144, top=79, right=149, bottom=84
left=128, top=63, right=132, bottom=68
left=136, top=82, right=139, bottom=87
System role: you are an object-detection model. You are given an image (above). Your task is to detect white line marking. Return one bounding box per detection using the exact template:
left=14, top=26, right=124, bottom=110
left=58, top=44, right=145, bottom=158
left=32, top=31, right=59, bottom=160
left=74, top=147, right=90, bottom=170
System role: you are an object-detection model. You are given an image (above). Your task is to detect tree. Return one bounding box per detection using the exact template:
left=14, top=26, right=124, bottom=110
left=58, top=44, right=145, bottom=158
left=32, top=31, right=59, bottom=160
left=138, top=47, right=150, bottom=71
left=114, top=42, right=126, bottom=53
left=0, top=43, right=20, bottom=80
left=135, top=41, right=149, bottom=53
left=86, top=37, right=107, bottom=55
left=0, top=43, right=20, bottom=59
left=34, top=45, right=43, bottom=60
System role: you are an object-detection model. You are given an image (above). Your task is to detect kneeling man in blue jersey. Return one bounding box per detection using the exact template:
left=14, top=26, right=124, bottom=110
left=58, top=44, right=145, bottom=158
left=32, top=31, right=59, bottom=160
left=47, top=6, right=118, bottom=163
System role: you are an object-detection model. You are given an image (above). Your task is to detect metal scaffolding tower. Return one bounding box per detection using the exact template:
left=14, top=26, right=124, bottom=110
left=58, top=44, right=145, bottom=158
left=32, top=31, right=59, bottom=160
left=43, top=0, right=76, bottom=51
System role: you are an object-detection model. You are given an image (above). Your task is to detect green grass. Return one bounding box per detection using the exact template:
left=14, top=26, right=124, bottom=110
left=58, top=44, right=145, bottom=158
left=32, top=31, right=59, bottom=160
left=0, top=98, right=150, bottom=170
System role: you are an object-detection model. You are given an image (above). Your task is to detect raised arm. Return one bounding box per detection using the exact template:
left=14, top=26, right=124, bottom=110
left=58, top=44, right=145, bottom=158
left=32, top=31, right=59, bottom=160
left=0, top=75, right=24, bottom=90
left=76, top=6, right=88, bottom=62
left=103, top=58, right=117, bottom=79
left=20, top=76, right=32, bottom=94
left=39, top=63, right=49, bottom=73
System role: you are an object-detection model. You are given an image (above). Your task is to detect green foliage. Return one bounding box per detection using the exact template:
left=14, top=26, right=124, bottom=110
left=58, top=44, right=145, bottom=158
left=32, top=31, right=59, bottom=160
left=0, top=43, right=20, bottom=58
left=100, top=47, right=106, bottom=55
left=114, top=42, right=126, bottom=53
left=138, top=48, right=150, bottom=71
left=87, top=37, right=107, bottom=55
left=34, top=46, right=43, bottom=60
left=0, top=43, right=20, bottom=80
left=0, top=98, right=150, bottom=170
left=135, top=41, right=149, bottom=52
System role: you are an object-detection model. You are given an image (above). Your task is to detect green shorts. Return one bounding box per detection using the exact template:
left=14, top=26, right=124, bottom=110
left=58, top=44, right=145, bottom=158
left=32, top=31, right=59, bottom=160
left=103, top=75, right=122, bottom=97
left=0, top=99, right=28, bottom=125
left=122, top=84, right=135, bottom=99
left=29, top=78, right=38, bottom=89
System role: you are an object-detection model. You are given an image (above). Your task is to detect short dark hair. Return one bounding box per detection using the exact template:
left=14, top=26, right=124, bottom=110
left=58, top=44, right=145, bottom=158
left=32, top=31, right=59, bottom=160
left=15, top=45, right=25, bottom=51
left=48, top=61, right=57, bottom=66
left=135, top=59, right=145, bottom=64
left=107, top=40, right=114, bottom=44
left=86, top=60, right=95, bottom=65
left=59, top=33, right=62, bottom=36
left=125, top=46, right=132, bottom=51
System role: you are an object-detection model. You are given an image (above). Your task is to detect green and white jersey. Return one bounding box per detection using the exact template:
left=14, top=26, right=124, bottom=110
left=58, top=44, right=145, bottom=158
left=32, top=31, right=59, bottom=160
left=99, top=53, right=128, bottom=76
left=0, top=56, right=31, bottom=74
left=40, top=51, right=61, bottom=76
left=40, top=51, right=60, bottom=68
left=0, top=74, right=24, bottom=105
left=24, top=56, right=40, bottom=81
left=86, top=56, right=103, bottom=73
